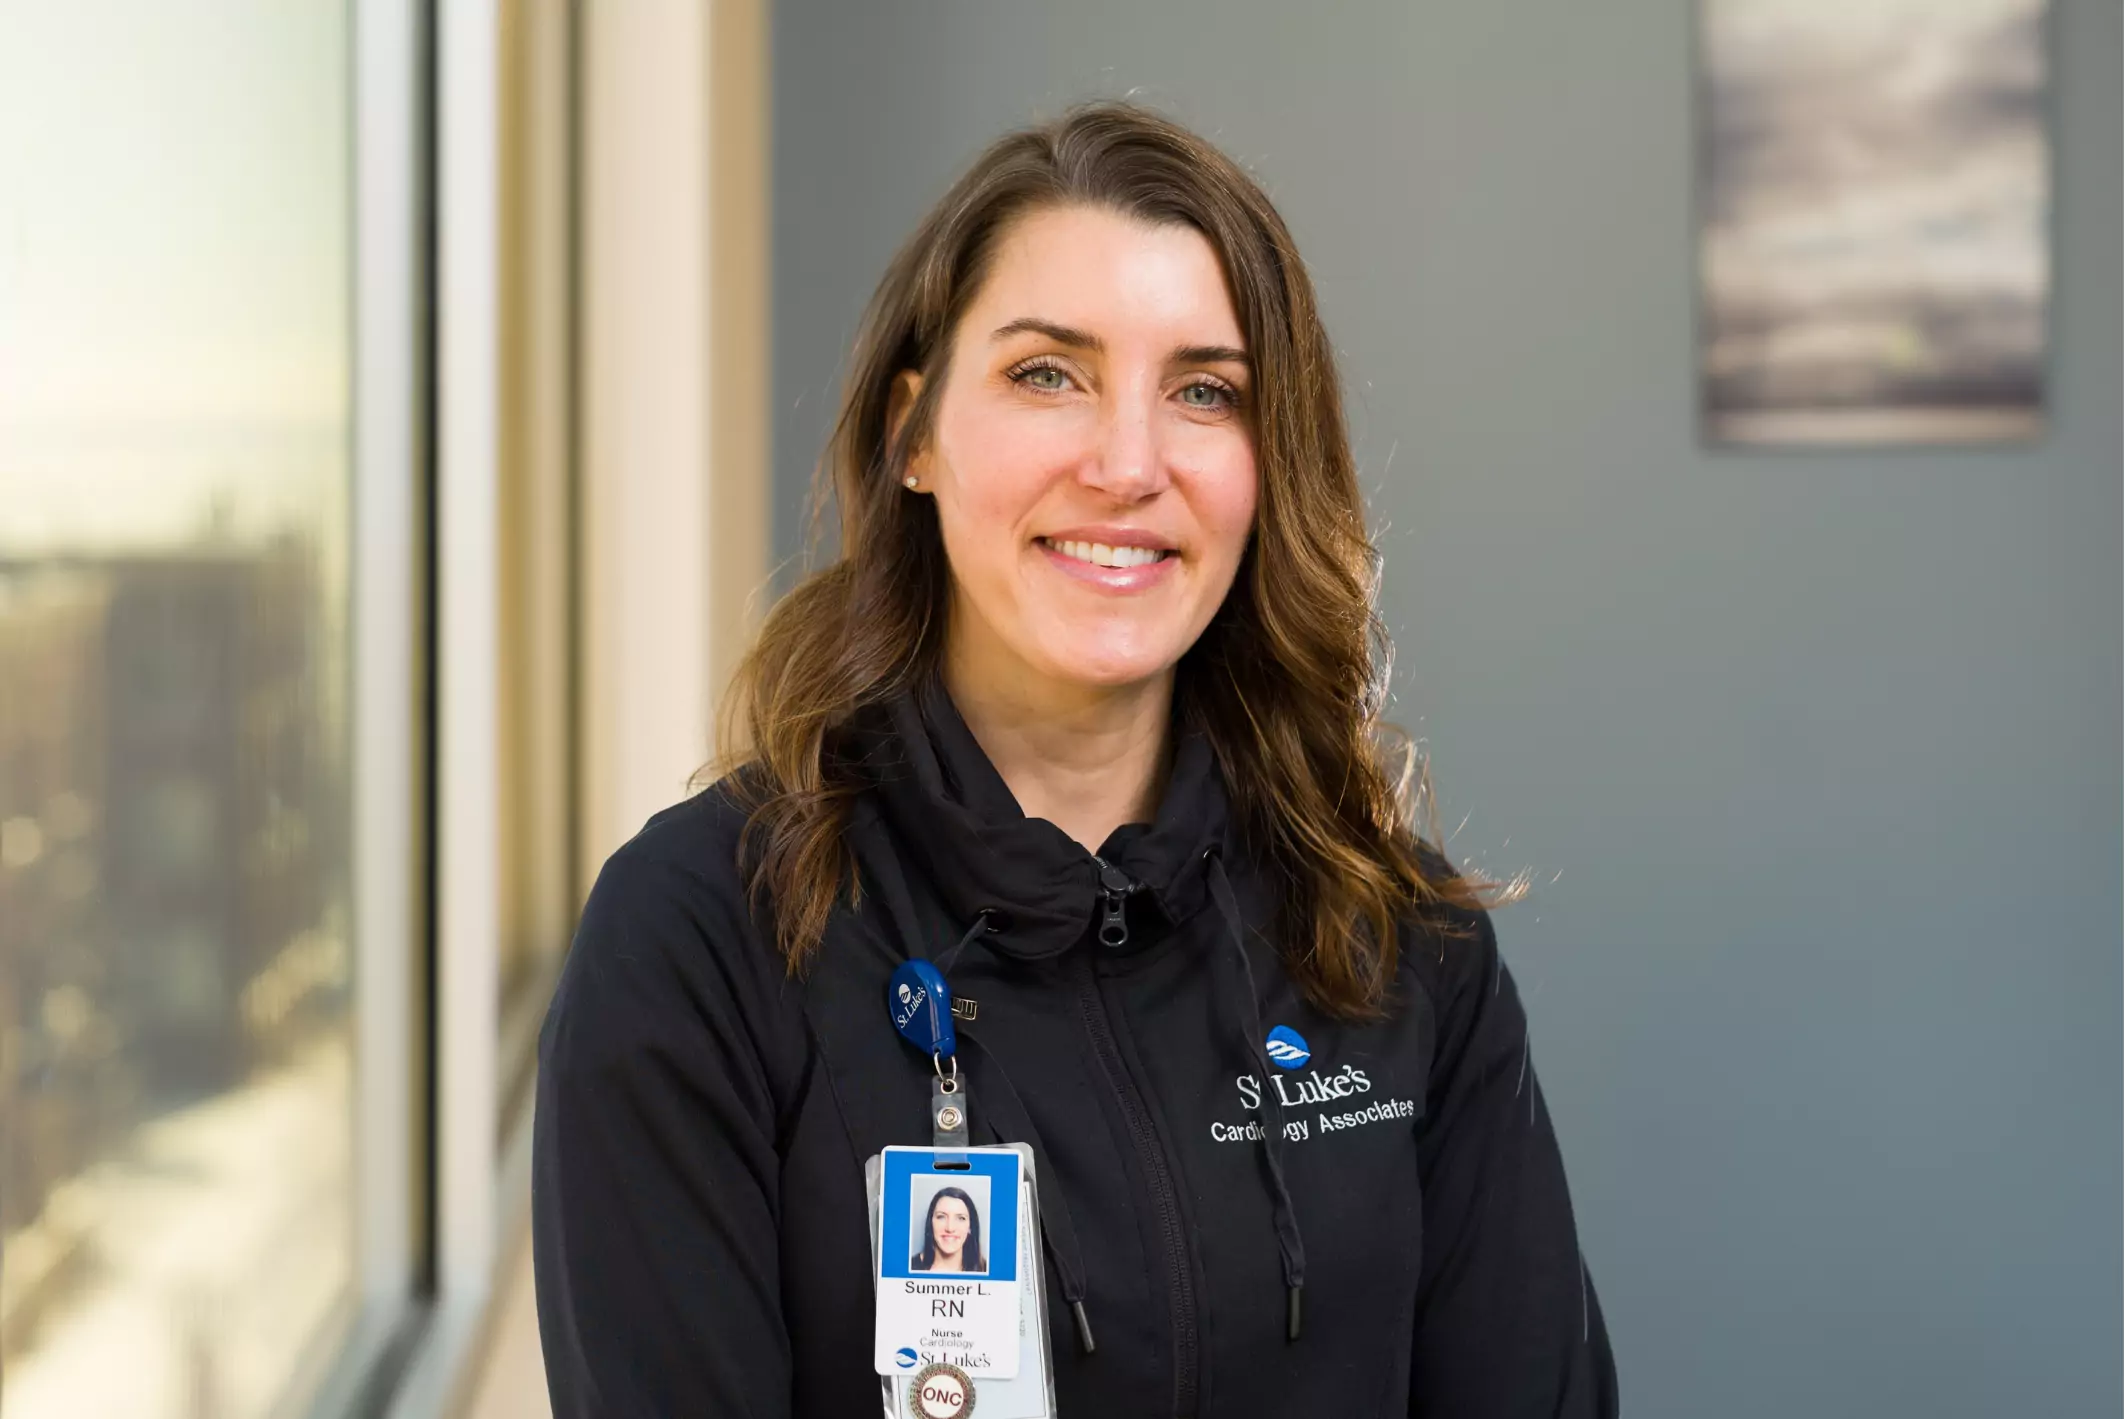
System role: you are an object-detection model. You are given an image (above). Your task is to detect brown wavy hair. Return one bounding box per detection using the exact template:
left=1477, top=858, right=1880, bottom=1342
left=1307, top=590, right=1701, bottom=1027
left=714, top=100, right=1511, bottom=1018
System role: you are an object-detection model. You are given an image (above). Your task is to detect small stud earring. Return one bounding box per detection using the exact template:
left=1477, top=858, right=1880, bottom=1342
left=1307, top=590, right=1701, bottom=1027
left=903, top=475, right=919, bottom=489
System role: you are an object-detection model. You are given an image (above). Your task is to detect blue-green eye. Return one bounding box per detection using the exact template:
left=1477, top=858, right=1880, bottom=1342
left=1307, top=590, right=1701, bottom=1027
left=1181, top=380, right=1235, bottom=410
left=1012, top=362, right=1070, bottom=392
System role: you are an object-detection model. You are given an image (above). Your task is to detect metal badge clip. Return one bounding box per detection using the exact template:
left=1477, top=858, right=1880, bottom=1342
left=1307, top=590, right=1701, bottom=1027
left=931, top=1054, right=969, bottom=1161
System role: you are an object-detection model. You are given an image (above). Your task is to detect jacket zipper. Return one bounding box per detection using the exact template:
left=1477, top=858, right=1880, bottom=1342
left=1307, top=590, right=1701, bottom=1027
left=1093, top=854, right=1135, bottom=947
left=1079, top=856, right=1200, bottom=1416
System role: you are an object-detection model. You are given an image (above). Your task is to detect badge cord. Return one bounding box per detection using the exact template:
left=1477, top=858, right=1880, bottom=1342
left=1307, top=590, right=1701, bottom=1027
left=1205, top=847, right=1308, bottom=1342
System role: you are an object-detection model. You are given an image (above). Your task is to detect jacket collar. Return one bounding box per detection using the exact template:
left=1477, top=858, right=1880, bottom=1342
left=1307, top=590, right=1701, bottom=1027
left=846, top=671, right=1231, bottom=961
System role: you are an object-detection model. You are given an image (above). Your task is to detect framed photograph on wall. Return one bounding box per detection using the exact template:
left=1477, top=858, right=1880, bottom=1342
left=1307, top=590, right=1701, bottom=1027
left=1698, top=0, right=2051, bottom=447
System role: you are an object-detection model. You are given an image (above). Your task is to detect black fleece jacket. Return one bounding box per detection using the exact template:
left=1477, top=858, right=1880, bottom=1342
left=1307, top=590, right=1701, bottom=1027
left=532, top=677, right=1619, bottom=1417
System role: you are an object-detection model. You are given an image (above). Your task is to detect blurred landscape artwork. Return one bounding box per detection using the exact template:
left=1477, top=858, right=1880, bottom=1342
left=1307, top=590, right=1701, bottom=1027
left=1699, top=0, right=2050, bottom=446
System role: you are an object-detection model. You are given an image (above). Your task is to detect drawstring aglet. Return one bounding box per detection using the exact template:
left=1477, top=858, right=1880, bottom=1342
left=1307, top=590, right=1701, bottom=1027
left=1286, top=1283, right=1304, bottom=1342
left=1071, top=1299, right=1096, bottom=1355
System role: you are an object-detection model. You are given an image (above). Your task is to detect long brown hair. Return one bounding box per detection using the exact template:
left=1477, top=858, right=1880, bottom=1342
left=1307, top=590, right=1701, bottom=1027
left=715, top=100, right=1511, bottom=1018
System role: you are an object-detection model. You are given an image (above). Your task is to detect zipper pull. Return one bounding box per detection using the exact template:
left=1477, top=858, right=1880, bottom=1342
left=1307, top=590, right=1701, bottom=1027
left=1093, top=856, right=1133, bottom=948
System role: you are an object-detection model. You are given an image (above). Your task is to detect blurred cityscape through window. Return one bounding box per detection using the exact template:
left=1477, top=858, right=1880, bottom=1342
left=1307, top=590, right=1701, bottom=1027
left=1, top=3, right=359, bottom=1415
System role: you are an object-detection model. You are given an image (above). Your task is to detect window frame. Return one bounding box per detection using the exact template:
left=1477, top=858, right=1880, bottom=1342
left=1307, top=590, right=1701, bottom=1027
left=299, top=0, right=432, bottom=1413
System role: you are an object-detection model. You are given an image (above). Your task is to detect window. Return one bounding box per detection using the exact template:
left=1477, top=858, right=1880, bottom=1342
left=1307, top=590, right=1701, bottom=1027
left=0, top=3, right=364, bottom=1415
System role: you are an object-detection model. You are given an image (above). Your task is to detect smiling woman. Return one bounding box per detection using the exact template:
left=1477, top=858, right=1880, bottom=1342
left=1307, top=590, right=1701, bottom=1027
left=726, top=104, right=1466, bottom=992
left=534, top=101, right=1618, bottom=1419
left=910, top=1185, right=987, bottom=1275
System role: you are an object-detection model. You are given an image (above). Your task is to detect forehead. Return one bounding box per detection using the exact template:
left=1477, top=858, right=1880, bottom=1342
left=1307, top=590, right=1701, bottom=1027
left=966, top=204, right=1243, bottom=347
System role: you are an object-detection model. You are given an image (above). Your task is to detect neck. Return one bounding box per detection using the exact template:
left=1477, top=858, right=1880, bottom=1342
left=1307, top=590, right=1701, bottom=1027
left=942, top=638, right=1174, bottom=855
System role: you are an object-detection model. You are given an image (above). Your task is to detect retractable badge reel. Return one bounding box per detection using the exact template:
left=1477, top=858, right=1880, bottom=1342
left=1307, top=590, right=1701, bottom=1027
left=888, top=959, right=969, bottom=1158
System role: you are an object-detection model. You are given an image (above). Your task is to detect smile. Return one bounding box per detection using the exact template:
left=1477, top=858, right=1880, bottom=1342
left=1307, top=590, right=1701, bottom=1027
left=1036, top=537, right=1174, bottom=569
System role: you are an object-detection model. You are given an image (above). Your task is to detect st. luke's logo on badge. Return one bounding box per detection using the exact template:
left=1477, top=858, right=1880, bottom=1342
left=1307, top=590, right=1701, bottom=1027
left=907, top=1361, right=975, bottom=1418
left=893, top=1345, right=919, bottom=1370
left=1265, top=1024, right=1311, bottom=1070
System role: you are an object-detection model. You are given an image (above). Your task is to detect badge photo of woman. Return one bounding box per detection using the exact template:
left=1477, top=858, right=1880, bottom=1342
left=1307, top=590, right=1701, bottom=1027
left=533, top=98, right=1619, bottom=1418
left=910, top=1185, right=987, bottom=1274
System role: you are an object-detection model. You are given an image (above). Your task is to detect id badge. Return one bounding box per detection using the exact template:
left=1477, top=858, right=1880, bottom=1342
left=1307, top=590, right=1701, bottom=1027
left=868, top=1145, right=1057, bottom=1419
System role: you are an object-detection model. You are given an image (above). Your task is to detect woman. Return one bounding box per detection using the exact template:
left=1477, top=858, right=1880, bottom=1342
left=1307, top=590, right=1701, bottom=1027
left=911, top=1186, right=986, bottom=1274
left=534, top=101, right=1618, bottom=1417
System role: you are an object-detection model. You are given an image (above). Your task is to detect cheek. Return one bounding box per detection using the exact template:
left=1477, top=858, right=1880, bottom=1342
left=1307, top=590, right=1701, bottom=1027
left=1184, top=440, right=1260, bottom=574
left=937, top=400, right=1081, bottom=540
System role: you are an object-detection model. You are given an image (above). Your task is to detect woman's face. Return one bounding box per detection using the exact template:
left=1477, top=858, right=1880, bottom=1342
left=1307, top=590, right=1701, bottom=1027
left=931, top=1196, right=971, bottom=1260
left=901, top=204, right=1259, bottom=696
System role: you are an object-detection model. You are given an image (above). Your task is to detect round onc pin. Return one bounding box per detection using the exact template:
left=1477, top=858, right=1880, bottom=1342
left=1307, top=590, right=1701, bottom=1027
left=907, top=1361, right=976, bottom=1419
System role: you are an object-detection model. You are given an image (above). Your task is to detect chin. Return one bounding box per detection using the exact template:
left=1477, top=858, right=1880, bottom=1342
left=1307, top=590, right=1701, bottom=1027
left=1046, top=651, right=1179, bottom=689
left=1032, top=629, right=1187, bottom=689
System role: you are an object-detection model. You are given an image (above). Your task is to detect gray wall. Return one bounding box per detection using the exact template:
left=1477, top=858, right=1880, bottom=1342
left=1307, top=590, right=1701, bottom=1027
left=772, top=4, right=2122, bottom=1414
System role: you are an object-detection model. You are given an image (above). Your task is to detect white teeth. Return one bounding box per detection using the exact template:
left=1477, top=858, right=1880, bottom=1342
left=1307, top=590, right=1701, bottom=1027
left=1045, top=538, right=1167, bottom=569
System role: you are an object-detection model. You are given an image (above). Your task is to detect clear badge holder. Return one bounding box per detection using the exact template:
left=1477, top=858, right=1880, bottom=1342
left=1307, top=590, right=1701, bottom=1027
left=868, top=1142, right=1057, bottom=1419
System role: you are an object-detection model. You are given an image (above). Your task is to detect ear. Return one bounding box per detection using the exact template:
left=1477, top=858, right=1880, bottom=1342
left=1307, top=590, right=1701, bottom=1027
left=886, top=369, right=926, bottom=466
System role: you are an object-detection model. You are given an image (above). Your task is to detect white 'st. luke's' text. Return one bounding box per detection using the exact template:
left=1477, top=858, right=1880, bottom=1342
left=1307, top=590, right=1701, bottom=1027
left=1211, top=1065, right=1414, bottom=1144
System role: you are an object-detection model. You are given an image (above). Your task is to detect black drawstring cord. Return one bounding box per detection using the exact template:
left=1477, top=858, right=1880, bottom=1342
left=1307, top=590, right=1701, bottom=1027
left=930, top=910, right=1096, bottom=1355
left=936, top=909, right=998, bottom=975
left=937, top=869, right=1309, bottom=1352
left=956, top=1032, right=1099, bottom=1355
left=1205, top=848, right=1308, bottom=1341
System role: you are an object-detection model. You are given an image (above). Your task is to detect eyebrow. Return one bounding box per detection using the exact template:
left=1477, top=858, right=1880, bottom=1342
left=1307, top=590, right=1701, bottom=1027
left=990, top=317, right=1251, bottom=369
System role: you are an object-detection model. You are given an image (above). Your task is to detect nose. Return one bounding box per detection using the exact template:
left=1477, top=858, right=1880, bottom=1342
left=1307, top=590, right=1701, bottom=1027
left=1081, top=382, right=1169, bottom=503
